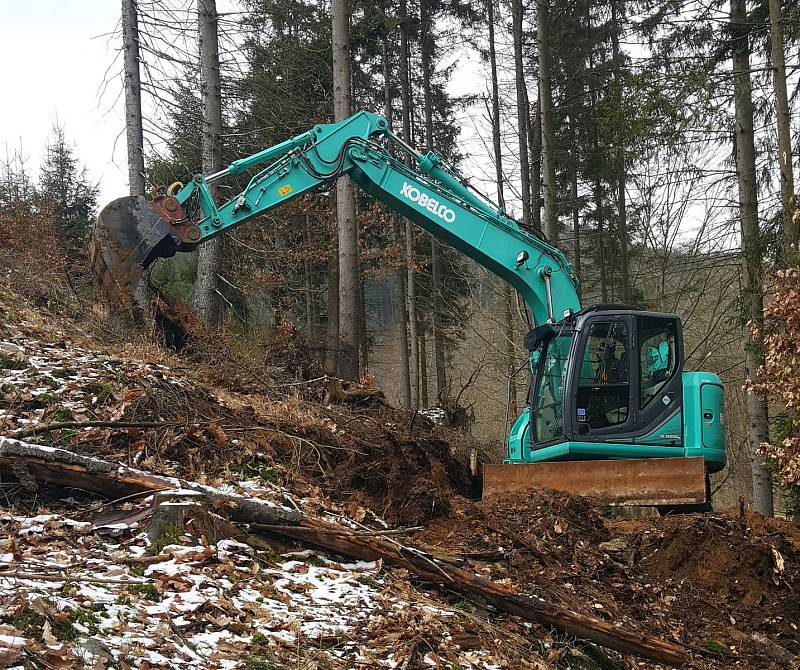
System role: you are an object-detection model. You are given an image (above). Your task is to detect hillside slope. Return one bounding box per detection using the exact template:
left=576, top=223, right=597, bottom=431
left=1, top=284, right=798, bottom=670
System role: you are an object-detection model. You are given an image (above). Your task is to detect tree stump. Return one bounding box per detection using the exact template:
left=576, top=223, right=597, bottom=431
left=147, top=488, right=291, bottom=554
left=148, top=489, right=225, bottom=550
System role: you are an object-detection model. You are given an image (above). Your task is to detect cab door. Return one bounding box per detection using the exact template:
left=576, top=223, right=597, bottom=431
left=634, top=315, right=684, bottom=445
left=570, top=315, right=637, bottom=442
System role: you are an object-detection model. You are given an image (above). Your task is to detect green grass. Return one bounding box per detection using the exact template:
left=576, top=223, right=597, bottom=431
left=126, top=583, right=160, bottom=602
left=308, top=554, right=327, bottom=568
left=73, top=605, right=104, bottom=635
left=356, top=575, right=379, bottom=588
left=27, top=393, right=59, bottom=409
left=45, top=407, right=75, bottom=423
left=230, top=461, right=284, bottom=484
left=701, top=639, right=731, bottom=656
left=0, top=353, right=26, bottom=370
left=6, top=604, right=78, bottom=642
left=41, top=376, right=61, bottom=389
left=84, top=381, right=116, bottom=405
left=129, top=564, right=145, bottom=577
left=244, top=654, right=288, bottom=670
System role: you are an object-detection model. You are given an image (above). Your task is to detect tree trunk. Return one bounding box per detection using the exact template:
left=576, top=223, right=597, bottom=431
left=488, top=0, right=518, bottom=417
left=326, top=233, right=339, bottom=374
left=431, top=241, right=446, bottom=397
left=121, top=0, right=151, bottom=312
left=570, top=116, right=582, bottom=293
left=121, top=0, right=145, bottom=196
left=359, top=276, right=368, bottom=375
left=512, top=0, right=532, bottom=226
left=731, top=0, right=774, bottom=517
left=419, top=325, right=428, bottom=407
left=589, top=39, right=608, bottom=304
left=332, top=0, right=359, bottom=380
left=393, top=214, right=412, bottom=408
left=595, top=178, right=608, bottom=303
left=768, top=0, right=797, bottom=254
left=382, top=35, right=412, bottom=408
left=529, top=95, right=542, bottom=231
left=610, top=0, right=630, bottom=303
left=537, top=0, right=558, bottom=244
left=193, top=0, right=224, bottom=328
left=420, top=0, right=446, bottom=400
left=400, top=0, right=419, bottom=408
left=304, top=215, right=314, bottom=336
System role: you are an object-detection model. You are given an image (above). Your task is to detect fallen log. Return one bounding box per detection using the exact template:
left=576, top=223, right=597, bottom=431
left=0, top=438, right=691, bottom=665
left=323, top=378, right=385, bottom=405
left=0, top=437, right=301, bottom=526
left=265, top=519, right=691, bottom=666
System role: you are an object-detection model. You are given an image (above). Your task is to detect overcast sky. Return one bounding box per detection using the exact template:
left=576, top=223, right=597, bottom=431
left=0, top=1, right=501, bottom=216
left=0, top=1, right=128, bottom=204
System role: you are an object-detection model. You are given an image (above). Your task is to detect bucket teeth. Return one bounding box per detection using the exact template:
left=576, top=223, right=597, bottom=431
left=89, top=196, right=182, bottom=306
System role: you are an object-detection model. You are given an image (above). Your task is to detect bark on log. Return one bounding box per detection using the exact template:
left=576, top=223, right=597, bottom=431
left=0, top=437, right=302, bottom=526
left=0, top=438, right=691, bottom=665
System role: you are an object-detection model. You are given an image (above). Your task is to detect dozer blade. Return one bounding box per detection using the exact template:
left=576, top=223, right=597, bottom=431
left=482, top=457, right=707, bottom=506
left=89, top=196, right=195, bottom=306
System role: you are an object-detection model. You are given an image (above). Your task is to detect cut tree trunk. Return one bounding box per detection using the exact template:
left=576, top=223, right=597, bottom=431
left=731, top=0, right=774, bottom=517
left=0, top=437, right=302, bottom=526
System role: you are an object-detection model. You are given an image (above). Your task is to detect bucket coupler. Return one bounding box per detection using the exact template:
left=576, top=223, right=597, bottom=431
left=88, top=195, right=199, bottom=306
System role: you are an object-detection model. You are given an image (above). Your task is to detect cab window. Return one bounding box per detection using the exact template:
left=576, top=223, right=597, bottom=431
left=531, top=333, right=573, bottom=444
left=638, top=317, right=678, bottom=408
left=575, top=321, right=629, bottom=429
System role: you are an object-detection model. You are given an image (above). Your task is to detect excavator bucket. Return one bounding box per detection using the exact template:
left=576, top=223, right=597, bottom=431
left=482, top=457, right=708, bottom=507
left=89, top=196, right=196, bottom=306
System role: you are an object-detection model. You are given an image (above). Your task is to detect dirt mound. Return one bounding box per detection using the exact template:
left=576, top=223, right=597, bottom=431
left=328, top=408, right=473, bottom=526
left=418, top=487, right=609, bottom=576
left=633, top=512, right=800, bottom=634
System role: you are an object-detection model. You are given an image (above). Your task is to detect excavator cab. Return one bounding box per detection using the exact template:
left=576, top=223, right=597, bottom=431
left=489, top=306, right=726, bottom=507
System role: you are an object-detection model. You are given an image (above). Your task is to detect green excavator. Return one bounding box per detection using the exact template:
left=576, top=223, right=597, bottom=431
left=90, top=111, right=726, bottom=510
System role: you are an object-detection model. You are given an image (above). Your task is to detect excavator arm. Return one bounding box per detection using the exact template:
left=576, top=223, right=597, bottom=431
left=90, top=110, right=579, bottom=327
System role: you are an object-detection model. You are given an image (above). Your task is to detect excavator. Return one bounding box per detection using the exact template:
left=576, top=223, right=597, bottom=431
left=89, top=110, right=726, bottom=510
